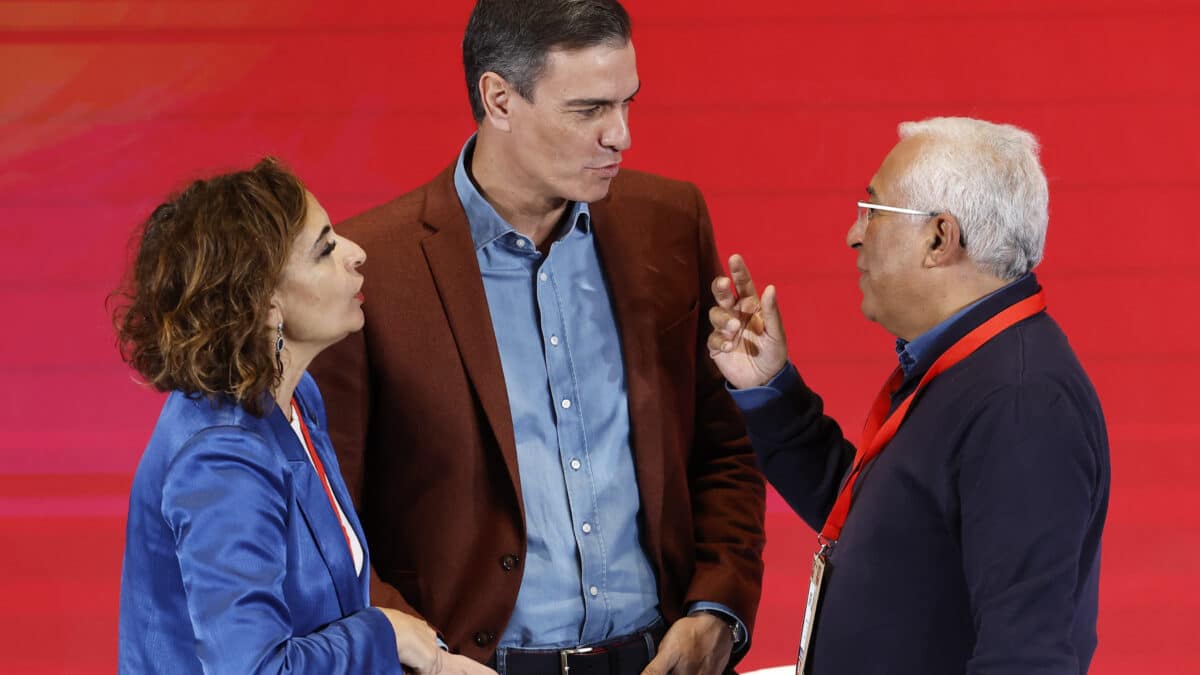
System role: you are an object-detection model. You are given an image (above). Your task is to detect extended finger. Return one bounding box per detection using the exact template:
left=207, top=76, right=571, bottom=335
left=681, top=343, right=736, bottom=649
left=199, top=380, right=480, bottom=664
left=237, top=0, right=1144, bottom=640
left=760, top=284, right=788, bottom=341
left=728, top=254, right=759, bottom=304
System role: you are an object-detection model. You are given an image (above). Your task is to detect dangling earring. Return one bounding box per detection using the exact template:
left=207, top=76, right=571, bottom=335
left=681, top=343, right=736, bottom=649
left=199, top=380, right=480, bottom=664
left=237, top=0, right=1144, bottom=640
left=275, top=322, right=284, bottom=373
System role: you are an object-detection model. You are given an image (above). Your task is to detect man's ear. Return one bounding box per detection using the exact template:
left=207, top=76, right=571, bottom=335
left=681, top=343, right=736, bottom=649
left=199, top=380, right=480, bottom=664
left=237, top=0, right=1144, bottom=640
left=924, top=212, right=967, bottom=268
left=479, top=71, right=516, bottom=132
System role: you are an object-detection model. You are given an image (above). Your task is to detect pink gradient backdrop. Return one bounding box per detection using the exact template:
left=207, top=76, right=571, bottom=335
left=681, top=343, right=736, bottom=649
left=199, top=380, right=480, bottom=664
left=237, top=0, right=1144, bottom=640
left=1, top=1, right=1197, bottom=672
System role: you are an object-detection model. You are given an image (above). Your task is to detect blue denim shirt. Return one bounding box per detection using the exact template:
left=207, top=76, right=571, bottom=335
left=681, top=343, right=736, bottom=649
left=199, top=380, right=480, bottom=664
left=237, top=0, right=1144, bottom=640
left=454, top=138, right=658, bottom=648
left=453, top=137, right=745, bottom=650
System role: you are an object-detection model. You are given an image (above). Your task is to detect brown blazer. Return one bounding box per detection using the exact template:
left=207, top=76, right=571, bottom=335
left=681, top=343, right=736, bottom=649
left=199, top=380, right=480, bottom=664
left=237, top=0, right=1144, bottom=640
left=309, top=163, right=766, bottom=664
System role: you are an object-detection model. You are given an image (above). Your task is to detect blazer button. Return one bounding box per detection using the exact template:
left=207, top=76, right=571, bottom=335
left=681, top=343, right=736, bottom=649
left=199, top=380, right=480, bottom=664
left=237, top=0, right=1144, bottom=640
left=500, top=554, right=520, bottom=571
left=473, top=631, right=495, bottom=646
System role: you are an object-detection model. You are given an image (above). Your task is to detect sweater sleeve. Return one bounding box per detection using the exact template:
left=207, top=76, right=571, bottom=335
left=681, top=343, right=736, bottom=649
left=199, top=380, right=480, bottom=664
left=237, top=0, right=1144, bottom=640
left=730, top=362, right=857, bottom=533
left=958, top=383, right=1104, bottom=675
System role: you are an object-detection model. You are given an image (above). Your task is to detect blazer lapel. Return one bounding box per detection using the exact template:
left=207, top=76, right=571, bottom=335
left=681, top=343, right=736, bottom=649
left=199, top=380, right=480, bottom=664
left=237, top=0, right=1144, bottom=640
left=589, top=192, right=666, bottom=566
left=323, top=442, right=372, bottom=595
left=267, top=408, right=362, bottom=615
left=292, top=394, right=373, bottom=599
left=417, top=167, right=523, bottom=509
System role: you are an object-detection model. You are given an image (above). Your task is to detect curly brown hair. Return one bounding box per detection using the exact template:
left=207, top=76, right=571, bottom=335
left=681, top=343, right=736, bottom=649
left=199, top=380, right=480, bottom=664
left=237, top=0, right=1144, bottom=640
left=112, top=158, right=308, bottom=416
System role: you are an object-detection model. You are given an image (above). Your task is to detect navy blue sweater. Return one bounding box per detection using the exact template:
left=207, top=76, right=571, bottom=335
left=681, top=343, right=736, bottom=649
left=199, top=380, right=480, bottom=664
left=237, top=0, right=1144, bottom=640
left=735, top=275, right=1110, bottom=674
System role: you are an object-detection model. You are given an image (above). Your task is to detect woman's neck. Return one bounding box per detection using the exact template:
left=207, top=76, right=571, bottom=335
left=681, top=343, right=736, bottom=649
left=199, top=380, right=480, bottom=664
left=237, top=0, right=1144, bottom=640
left=272, top=347, right=314, bottom=421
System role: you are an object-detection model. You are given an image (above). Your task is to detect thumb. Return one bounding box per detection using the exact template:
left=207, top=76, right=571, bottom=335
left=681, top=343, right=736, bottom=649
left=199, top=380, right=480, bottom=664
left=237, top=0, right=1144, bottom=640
left=640, top=645, right=679, bottom=675
left=760, top=284, right=787, bottom=341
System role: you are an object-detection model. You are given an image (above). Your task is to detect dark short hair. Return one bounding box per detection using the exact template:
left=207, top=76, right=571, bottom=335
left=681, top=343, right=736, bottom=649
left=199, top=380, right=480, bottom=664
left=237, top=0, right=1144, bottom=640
left=463, top=0, right=632, bottom=122
left=111, top=158, right=308, bottom=417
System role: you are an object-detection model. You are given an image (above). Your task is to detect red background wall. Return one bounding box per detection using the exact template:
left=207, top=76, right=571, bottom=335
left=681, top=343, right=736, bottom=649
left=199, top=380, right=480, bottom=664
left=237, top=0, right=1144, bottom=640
left=1, top=1, right=1197, bottom=672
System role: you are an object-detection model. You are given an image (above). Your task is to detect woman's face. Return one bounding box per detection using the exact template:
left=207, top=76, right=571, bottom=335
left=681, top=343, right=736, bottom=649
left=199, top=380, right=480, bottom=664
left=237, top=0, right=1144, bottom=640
left=272, top=192, right=366, bottom=360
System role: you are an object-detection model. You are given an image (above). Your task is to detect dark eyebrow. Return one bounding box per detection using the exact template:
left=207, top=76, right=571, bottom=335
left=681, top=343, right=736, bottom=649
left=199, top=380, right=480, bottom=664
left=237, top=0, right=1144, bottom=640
left=564, top=81, right=641, bottom=108
left=310, top=225, right=332, bottom=252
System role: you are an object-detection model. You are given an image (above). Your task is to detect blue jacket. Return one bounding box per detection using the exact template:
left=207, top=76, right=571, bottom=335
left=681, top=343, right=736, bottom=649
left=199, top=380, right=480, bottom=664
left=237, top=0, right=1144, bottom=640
left=737, top=275, right=1110, bottom=675
left=118, top=373, right=402, bottom=674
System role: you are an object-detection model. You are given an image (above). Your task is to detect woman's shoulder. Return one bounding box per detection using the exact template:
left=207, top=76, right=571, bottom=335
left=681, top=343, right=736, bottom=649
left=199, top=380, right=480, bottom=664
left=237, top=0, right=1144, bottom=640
left=159, top=389, right=270, bottom=431
left=130, top=391, right=285, bottom=500
left=148, top=391, right=278, bottom=462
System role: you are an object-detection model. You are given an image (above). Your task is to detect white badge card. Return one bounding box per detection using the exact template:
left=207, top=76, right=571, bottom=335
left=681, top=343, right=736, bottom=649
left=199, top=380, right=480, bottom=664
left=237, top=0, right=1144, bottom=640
left=795, top=548, right=829, bottom=675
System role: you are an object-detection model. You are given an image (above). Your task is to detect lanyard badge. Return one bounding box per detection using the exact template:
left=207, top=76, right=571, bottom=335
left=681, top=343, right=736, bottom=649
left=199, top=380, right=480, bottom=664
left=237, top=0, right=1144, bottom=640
left=795, top=542, right=832, bottom=674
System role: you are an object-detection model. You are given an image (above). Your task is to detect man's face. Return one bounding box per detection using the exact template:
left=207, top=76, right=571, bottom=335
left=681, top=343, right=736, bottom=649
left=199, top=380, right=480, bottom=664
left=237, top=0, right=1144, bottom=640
left=506, top=41, right=639, bottom=205
left=846, top=137, right=936, bottom=339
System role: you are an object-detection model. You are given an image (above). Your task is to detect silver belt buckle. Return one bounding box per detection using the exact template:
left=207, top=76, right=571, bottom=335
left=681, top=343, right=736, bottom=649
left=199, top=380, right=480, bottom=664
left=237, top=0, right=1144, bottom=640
left=559, top=646, right=593, bottom=675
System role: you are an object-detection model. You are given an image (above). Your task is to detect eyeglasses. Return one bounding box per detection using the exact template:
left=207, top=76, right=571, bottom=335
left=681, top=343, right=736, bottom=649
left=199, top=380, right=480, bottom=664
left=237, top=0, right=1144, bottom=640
left=854, top=201, right=966, bottom=246
left=855, top=201, right=939, bottom=227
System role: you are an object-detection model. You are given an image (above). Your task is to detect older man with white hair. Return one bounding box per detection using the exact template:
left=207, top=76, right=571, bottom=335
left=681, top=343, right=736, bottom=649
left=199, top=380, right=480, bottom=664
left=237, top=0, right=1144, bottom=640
left=708, top=117, right=1110, bottom=675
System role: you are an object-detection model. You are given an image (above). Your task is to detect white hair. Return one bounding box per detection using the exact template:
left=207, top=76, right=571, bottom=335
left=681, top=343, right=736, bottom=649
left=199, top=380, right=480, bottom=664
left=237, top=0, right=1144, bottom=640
left=895, top=117, right=1049, bottom=280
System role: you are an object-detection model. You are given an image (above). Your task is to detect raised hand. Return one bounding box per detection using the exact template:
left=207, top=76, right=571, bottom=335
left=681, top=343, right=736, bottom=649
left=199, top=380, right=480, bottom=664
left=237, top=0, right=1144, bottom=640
left=707, top=254, right=789, bottom=389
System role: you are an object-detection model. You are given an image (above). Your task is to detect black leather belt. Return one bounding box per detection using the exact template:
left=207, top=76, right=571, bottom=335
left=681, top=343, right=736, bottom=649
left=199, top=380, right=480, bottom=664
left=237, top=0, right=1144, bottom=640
left=493, top=623, right=667, bottom=675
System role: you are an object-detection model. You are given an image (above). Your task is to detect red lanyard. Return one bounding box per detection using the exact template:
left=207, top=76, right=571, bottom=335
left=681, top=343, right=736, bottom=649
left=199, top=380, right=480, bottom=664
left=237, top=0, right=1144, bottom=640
left=818, top=291, right=1047, bottom=545
left=292, top=400, right=355, bottom=557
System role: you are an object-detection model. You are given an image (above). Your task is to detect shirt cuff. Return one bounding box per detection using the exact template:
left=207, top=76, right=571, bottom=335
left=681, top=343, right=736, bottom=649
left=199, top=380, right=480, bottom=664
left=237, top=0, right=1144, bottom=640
left=686, top=601, right=749, bottom=653
left=727, top=361, right=800, bottom=411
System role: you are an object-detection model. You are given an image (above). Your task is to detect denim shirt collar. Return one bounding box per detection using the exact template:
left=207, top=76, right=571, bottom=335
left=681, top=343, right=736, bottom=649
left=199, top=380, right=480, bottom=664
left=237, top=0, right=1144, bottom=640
left=452, top=135, right=591, bottom=251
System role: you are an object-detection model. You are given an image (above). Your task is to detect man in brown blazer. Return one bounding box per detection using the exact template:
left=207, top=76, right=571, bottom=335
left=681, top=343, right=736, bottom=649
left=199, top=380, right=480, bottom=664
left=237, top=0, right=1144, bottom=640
left=309, top=2, right=765, bottom=674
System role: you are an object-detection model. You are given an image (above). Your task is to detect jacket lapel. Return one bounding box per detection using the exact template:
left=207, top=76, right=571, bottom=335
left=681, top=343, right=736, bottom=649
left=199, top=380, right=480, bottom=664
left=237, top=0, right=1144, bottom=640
left=417, top=167, right=523, bottom=510
left=323, top=441, right=372, bottom=595
left=291, top=393, right=373, bottom=598
left=267, top=407, right=362, bottom=615
left=589, top=191, right=665, bottom=565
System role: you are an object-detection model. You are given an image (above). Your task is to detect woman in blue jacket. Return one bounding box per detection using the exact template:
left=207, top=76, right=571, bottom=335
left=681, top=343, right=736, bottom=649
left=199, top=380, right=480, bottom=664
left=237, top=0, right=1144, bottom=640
left=113, top=159, right=493, bottom=675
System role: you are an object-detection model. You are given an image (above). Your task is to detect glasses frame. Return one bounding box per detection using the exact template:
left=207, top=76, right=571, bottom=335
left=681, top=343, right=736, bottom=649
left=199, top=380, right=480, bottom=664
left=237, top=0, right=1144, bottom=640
left=855, top=201, right=939, bottom=218
left=855, top=201, right=966, bottom=246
